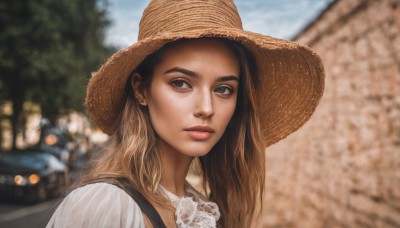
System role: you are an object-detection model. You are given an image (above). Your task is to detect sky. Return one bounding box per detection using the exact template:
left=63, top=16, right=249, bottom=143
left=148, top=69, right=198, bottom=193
left=104, top=0, right=333, bottom=49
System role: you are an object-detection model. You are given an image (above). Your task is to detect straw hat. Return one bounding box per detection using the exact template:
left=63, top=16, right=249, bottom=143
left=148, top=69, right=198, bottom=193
left=86, top=0, right=325, bottom=146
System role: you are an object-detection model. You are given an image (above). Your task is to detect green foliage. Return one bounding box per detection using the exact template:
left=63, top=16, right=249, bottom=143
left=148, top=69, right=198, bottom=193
left=0, top=0, right=115, bottom=148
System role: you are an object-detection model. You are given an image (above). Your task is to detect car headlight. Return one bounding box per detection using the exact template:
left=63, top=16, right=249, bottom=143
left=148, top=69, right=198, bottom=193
left=29, top=174, right=40, bottom=185
left=45, top=134, right=58, bottom=146
left=14, top=175, right=27, bottom=186
left=13, top=174, right=41, bottom=186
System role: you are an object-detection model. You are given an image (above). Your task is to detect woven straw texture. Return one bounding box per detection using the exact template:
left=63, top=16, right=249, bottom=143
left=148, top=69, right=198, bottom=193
left=86, top=0, right=325, bottom=147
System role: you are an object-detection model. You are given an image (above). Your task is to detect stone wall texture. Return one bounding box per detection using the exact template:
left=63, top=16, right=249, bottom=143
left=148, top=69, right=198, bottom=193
left=261, top=0, right=400, bottom=227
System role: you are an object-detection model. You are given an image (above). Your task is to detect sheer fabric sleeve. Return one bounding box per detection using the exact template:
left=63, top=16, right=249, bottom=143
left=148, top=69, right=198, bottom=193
left=46, top=183, right=145, bottom=228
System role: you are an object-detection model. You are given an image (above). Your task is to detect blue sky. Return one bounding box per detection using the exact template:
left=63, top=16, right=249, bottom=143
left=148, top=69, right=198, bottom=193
left=104, top=0, right=333, bottom=48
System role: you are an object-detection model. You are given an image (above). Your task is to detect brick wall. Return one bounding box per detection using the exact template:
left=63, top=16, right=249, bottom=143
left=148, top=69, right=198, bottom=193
left=261, top=0, right=400, bottom=227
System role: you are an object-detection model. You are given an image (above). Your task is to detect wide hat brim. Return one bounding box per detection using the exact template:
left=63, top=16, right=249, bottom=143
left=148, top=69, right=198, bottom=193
left=86, top=27, right=325, bottom=147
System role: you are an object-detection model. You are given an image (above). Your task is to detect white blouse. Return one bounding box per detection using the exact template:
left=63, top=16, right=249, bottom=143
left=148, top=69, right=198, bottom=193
left=47, top=182, right=220, bottom=228
left=47, top=183, right=145, bottom=228
left=163, top=184, right=220, bottom=227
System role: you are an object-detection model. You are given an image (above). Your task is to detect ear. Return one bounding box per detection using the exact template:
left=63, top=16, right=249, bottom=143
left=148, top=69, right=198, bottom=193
left=131, top=73, right=147, bottom=106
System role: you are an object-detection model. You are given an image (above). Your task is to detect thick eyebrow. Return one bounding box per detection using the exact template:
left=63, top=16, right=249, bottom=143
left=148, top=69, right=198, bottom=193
left=164, top=67, right=199, bottom=77
left=216, top=75, right=239, bottom=82
left=163, top=67, right=239, bottom=82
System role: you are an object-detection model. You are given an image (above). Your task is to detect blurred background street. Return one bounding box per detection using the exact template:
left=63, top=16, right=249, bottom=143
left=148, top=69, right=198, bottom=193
left=1, top=0, right=113, bottom=227
left=0, top=150, right=89, bottom=228
left=1, top=0, right=400, bottom=227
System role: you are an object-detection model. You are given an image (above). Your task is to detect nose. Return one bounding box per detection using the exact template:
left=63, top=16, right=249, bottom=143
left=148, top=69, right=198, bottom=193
left=193, top=90, right=214, bottom=119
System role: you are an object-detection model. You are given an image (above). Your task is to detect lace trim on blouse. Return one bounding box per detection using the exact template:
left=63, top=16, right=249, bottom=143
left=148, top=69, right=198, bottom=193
left=162, top=185, right=220, bottom=228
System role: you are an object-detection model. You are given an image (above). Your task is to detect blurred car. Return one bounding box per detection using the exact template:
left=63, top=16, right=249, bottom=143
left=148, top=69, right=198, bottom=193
left=0, top=150, right=68, bottom=203
left=39, top=123, right=76, bottom=167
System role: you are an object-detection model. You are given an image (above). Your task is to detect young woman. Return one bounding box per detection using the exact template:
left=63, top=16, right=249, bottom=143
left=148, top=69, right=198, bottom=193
left=47, top=0, right=325, bottom=227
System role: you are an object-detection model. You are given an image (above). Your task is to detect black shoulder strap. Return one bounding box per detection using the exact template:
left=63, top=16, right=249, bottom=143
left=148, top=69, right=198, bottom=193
left=87, top=178, right=166, bottom=228
left=116, top=178, right=166, bottom=228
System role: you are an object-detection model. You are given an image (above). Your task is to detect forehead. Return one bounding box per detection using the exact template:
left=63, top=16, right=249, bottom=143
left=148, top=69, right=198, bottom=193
left=155, top=38, right=240, bottom=71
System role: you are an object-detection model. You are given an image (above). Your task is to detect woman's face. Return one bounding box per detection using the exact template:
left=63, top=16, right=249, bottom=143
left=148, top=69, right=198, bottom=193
left=142, top=39, right=240, bottom=158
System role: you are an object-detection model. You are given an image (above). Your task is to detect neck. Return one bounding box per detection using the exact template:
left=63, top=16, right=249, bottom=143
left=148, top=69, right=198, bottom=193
left=158, top=140, right=193, bottom=197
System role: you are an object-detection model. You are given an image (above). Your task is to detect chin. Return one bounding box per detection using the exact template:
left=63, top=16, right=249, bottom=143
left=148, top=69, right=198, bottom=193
left=182, top=149, right=212, bottom=158
left=179, top=144, right=214, bottom=157
left=190, top=150, right=212, bottom=157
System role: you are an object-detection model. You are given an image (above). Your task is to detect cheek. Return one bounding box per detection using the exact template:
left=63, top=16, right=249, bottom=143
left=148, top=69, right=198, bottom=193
left=217, top=101, right=237, bottom=130
left=146, top=84, right=189, bottom=130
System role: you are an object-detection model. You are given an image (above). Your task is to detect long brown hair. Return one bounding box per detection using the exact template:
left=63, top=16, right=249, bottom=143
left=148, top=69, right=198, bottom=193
left=199, top=39, right=265, bottom=227
left=79, top=37, right=265, bottom=227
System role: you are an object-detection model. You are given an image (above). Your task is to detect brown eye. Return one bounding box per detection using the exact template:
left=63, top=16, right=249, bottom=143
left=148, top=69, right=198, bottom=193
left=171, top=79, right=191, bottom=89
left=214, top=86, right=232, bottom=95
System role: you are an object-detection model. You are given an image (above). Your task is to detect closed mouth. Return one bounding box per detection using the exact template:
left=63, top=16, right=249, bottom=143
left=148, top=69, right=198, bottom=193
left=184, top=126, right=215, bottom=133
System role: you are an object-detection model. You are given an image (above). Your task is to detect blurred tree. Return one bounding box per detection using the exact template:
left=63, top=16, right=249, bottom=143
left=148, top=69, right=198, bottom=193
left=0, top=0, right=115, bottom=150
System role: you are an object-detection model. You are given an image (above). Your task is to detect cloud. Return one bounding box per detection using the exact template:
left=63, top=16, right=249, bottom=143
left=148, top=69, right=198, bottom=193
left=104, top=0, right=149, bottom=48
left=105, top=0, right=333, bottom=48
left=237, top=0, right=333, bottom=39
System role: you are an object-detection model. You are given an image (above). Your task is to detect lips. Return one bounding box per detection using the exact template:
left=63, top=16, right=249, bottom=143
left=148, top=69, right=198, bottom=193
left=184, top=125, right=215, bottom=140
left=184, top=125, right=215, bottom=132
